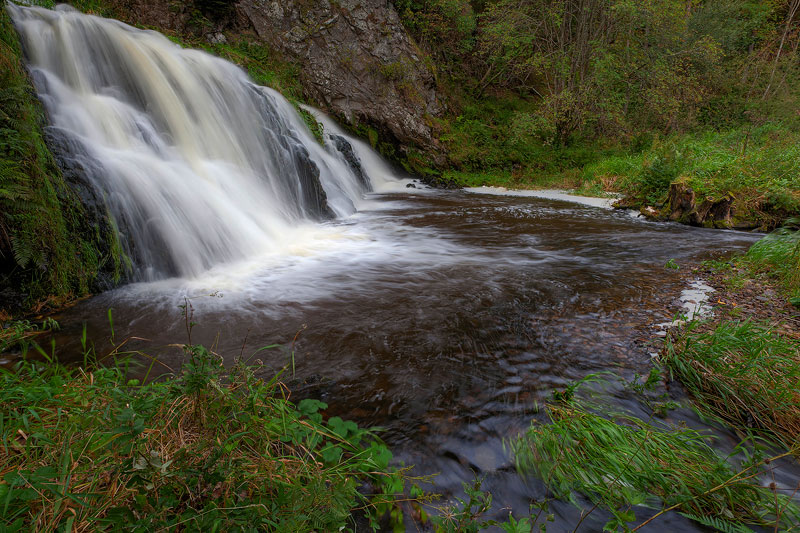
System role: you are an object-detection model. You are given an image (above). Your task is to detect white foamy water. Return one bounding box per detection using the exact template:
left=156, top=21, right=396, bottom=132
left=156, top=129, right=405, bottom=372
left=465, top=186, right=618, bottom=209
left=302, top=106, right=419, bottom=193
left=8, top=3, right=403, bottom=280
left=654, top=279, right=716, bottom=336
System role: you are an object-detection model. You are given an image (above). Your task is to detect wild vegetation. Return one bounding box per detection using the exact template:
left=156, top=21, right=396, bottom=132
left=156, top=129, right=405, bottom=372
left=2, top=1, right=799, bottom=530
left=664, top=319, right=799, bottom=448
left=662, top=226, right=800, bottom=448
left=0, top=321, right=409, bottom=531
left=511, top=392, right=800, bottom=531
left=394, top=0, right=800, bottom=225
left=0, top=5, right=126, bottom=311
left=742, top=222, right=800, bottom=301
left=496, top=226, right=800, bottom=532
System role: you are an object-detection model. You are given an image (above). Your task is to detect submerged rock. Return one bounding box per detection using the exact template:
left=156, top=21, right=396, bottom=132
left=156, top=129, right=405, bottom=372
left=291, top=143, right=337, bottom=220
left=331, top=134, right=371, bottom=191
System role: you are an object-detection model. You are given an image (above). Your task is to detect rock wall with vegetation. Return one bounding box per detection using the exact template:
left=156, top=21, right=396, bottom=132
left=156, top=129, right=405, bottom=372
left=0, top=5, right=126, bottom=314
left=94, top=0, right=444, bottom=165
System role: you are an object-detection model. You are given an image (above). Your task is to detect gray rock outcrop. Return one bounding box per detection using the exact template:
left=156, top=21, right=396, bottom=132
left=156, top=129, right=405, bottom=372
left=101, top=0, right=444, bottom=161
left=238, top=0, right=442, bottom=150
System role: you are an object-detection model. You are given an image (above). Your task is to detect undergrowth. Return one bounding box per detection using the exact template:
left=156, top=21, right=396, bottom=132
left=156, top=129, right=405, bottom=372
left=0, top=4, right=124, bottom=308
left=581, top=125, right=800, bottom=223
left=0, top=321, right=409, bottom=531
left=742, top=225, right=800, bottom=300
left=663, top=320, right=800, bottom=451
left=434, top=98, right=800, bottom=226
left=510, top=391, right=800, bottom=532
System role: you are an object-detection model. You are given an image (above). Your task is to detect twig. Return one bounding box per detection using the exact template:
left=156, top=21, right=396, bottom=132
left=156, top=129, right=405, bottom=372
left=632, top=448, right=798, bottom=531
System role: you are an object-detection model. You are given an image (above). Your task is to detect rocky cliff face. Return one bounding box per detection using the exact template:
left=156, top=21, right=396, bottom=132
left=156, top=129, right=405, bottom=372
left=238, top=0, right=442, bottom=150
left=105, top=0, right=443, bottom=162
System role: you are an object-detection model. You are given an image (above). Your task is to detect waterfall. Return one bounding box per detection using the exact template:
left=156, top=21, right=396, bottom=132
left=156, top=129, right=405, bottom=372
left=7, top=3, right=385, bottom=280
left=305, top=106, right=415, bottom=193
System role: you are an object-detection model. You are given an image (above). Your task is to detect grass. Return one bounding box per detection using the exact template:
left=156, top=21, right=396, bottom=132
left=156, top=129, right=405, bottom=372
left=663, top=320, right=800, bottom=450
left=427, top=91, right=800, bottom=226
left=742, top=227, right=800, bottom=300
left=426, top=90, right=800, bottom=227
left=661, top=226, right=800, bottom=449
left=580, top=125, right=800, bottom=224
left=510, top=397, right=800, bottom=532
left=0, top=322, right=407, bottom=531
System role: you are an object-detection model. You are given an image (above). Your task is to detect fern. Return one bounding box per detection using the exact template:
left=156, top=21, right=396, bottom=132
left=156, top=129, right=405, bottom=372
left=10, top=234, right=36, bottom=269
left=678, top=512, right=755, bottom=533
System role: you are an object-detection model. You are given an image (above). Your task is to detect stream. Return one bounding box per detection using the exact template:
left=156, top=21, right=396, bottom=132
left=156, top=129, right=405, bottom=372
left=51, top=188, right=778, bottom=532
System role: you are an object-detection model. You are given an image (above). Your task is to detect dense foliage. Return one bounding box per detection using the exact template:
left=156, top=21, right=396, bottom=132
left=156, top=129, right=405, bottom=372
left=395, top=0, right=800, bottom=218
left=398, top=0, right=800, bottom=140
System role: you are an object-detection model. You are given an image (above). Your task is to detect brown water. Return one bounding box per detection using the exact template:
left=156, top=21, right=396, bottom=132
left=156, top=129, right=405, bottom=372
left=53, top=190, right=789, bottom=531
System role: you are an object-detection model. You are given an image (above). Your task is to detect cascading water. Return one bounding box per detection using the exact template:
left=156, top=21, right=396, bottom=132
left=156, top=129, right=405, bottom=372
left=304, top=106, right=414, bottom=193
left=7, top=3, right=384, bottom=280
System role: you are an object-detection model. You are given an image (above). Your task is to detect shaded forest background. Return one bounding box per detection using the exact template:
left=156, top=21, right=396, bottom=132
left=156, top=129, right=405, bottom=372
left=393, top=0, right=800, bottom=221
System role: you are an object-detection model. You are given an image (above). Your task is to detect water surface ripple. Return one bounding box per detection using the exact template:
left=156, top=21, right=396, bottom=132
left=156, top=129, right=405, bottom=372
left=55, top=191, right=772, bottom=531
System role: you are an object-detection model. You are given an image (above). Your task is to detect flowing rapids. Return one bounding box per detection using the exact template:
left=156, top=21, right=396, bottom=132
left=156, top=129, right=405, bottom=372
left=51, top=189, right=777, bottom=531
left=8, top=3, right=386, bottom=280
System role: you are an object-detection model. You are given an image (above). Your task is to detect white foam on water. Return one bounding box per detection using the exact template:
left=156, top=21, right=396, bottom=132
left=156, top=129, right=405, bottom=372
left=654, top=279, right=715, bottom=335
left=465, top=186, right=619, bottom=208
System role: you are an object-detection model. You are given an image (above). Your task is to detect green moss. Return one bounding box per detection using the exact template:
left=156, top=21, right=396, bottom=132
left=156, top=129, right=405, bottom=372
left=0, top=6, right=124, bottom=309
left=367, top=127, right=379, bottom=148
left=296, top=106, right=324, bottom=145
left=378, top=60, right=409, bottom=82
left=203, top=39, right=303, bottom=100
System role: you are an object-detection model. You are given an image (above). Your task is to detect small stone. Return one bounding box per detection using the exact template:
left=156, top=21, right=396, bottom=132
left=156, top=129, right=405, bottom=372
left=206, top=32, right=226, bottom=45
left=641, top=205, right=659, bottom=217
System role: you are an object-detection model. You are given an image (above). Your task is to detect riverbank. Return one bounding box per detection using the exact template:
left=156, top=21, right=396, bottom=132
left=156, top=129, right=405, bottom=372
left=664, top=228, right=800, bottom=446
left=0, top=326, right=408, bottom=530
left=437, top=124, right=800, bottom=231
left=1, top=215, right=797, bottom=531
left=501, top=228, right=800, bottom=532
